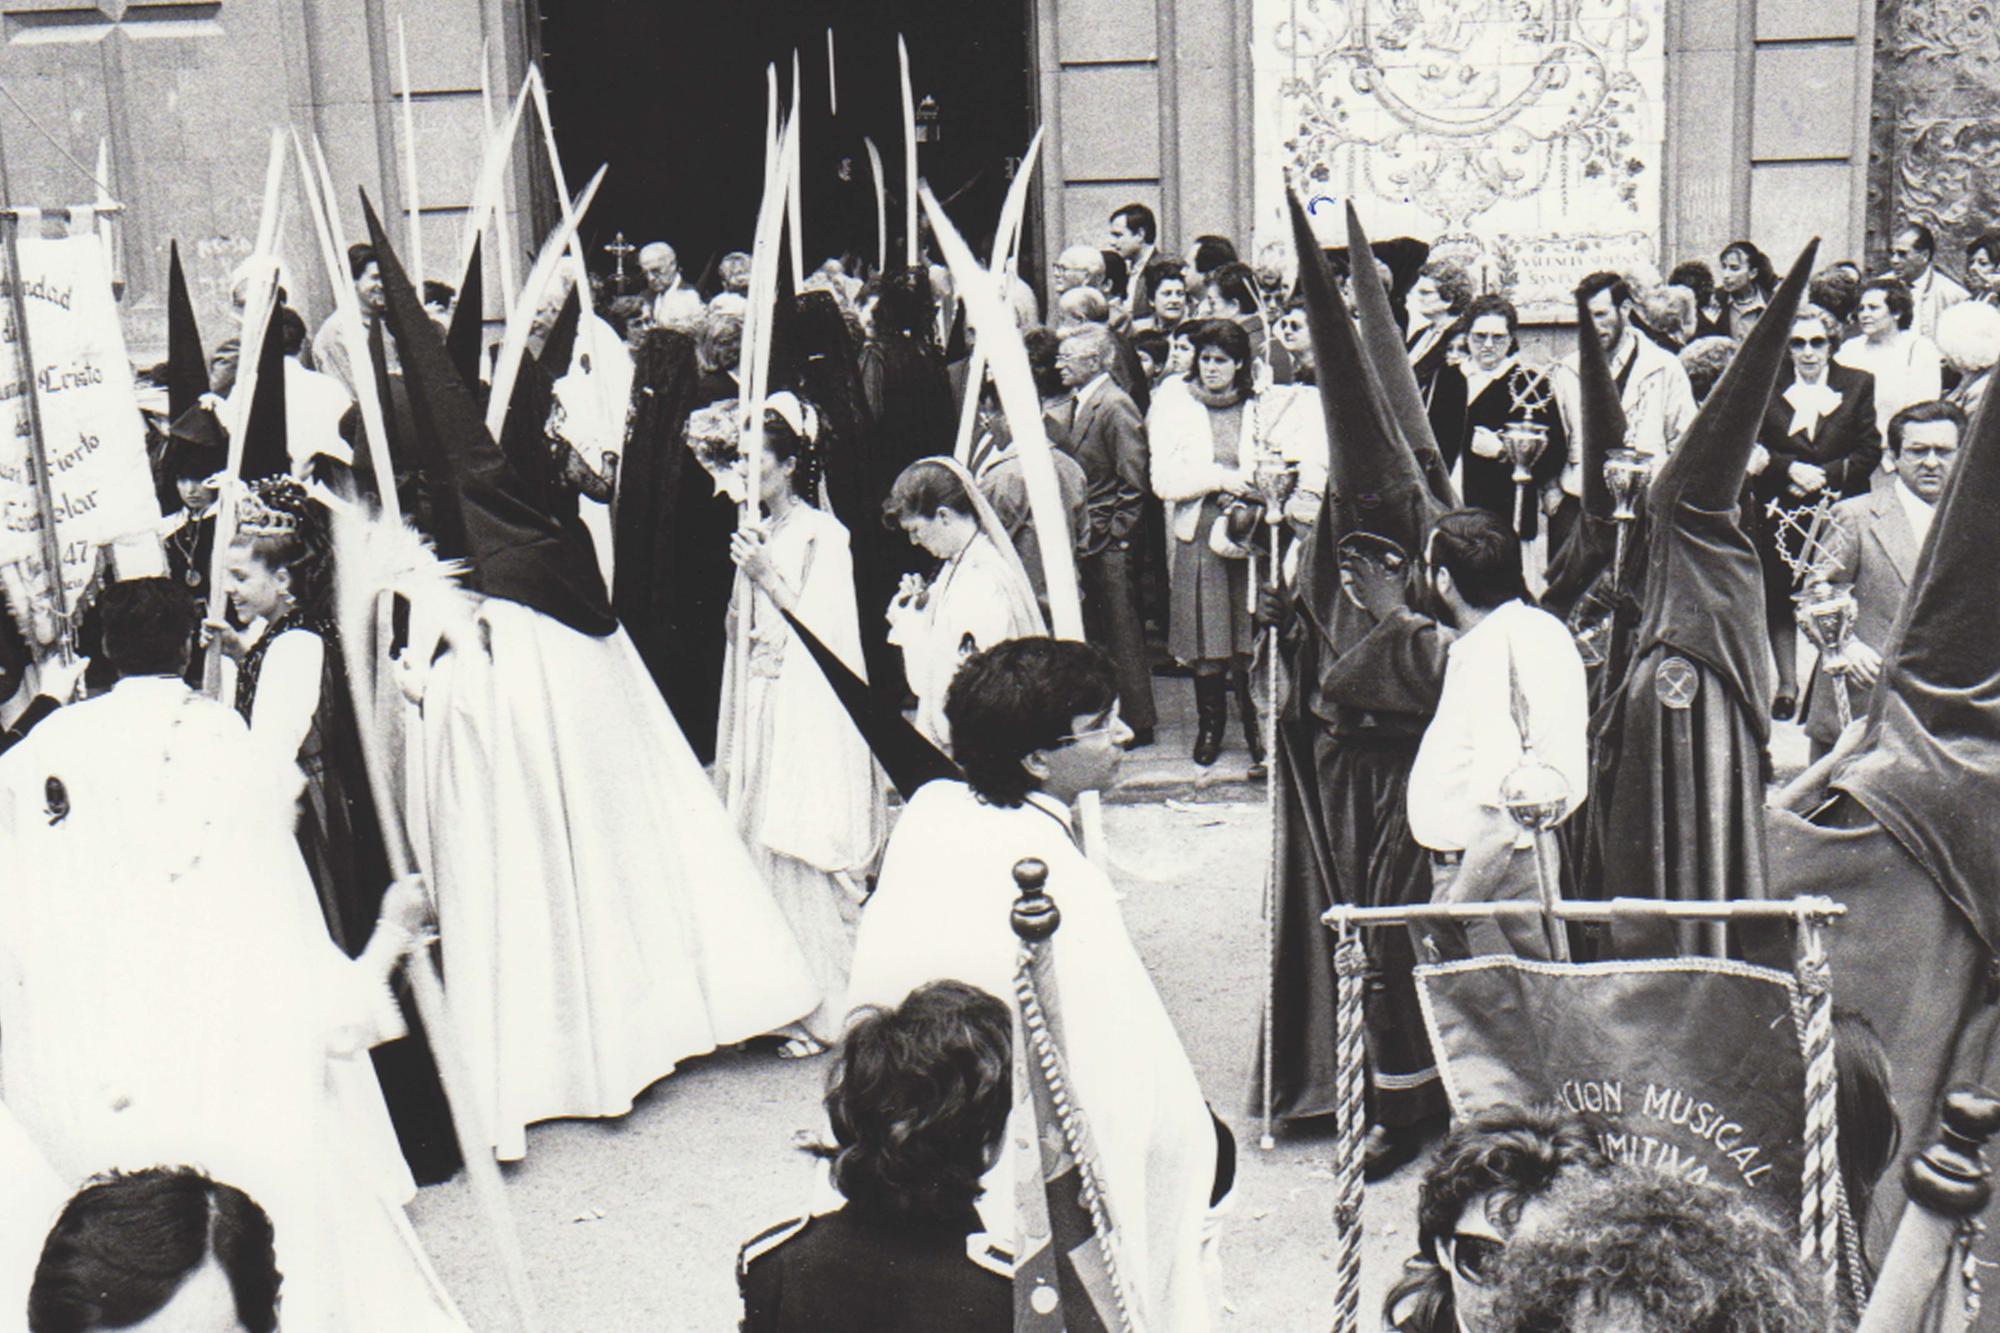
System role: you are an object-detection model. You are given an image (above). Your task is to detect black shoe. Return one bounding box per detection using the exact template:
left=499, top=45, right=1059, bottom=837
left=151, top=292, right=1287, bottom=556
left=1772, top=691, right=1797, bottom=722
left=1233, top=667, right=1266, bottom=767
left=1191, top=674, right=1227, bottom=767
left=1121, top=726, right=1154, bottom=750
left=1362, top=1122, right=1429, bottom=1183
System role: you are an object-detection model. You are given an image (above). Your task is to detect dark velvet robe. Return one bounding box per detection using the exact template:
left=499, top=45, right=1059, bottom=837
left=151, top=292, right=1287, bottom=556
left=1430, top=362, right=1568, bottom=541
left=612, top=330, right=737, bottom=764
left=1254, top=598, right=1449, bottom=1129
left=857, top=333, right=953, bottom=699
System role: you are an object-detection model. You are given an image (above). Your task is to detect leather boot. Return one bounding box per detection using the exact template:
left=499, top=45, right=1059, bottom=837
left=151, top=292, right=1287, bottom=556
left=1192, top=672, right=1227, bottom=767
left=1234, top=665, right=1266, bottom=777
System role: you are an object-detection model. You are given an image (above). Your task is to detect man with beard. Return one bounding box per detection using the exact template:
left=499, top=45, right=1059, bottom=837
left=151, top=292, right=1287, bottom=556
left=1407, top=509, right=1587, bottom=950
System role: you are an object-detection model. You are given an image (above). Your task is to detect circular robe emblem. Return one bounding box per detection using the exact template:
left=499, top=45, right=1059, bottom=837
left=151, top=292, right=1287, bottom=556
left=1655, top=656, right=1699, bottom=711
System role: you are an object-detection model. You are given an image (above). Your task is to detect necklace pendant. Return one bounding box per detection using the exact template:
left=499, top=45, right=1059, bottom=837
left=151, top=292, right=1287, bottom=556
left=185, top=568, right=202, bottom=588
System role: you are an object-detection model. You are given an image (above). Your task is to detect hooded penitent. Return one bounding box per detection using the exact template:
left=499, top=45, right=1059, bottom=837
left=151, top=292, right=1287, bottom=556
left=1340, top=204, right=1458, bottom=509
left=445, top=233, right=485, bottom=402
left=1764, top=348, right=2000, bottom=1300
left=1584, top=240, right=1817, bottom=925
left=1255, top=191, right=1450, bottom=1131
left=239, top=297, right=290, bottom=483
left=165, top=241, right=207, bottom=421
left=1540, top=288, right=1630, bottom=622
left=361, top=192, right=617, bottom=637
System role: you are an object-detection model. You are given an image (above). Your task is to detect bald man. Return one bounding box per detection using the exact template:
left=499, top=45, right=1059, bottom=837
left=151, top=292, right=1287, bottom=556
left=641, top=241, right=705, bottom=332
left=1053, top=244, right=1107, bottom=298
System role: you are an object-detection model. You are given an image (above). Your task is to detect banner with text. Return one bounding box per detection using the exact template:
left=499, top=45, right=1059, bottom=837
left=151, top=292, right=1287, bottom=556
left=1416, top=956, right=1809, bottom=1213
left=0, top=229, right=161, bottom=645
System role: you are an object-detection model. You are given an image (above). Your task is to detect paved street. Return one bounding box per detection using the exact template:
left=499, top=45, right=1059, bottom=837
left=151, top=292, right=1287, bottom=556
left=408, top=794, right=1422, bottom=1330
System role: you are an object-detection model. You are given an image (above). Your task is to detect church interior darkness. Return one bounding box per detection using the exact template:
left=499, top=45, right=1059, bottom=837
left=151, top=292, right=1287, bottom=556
left=535, top=0, right=1035, bottom=293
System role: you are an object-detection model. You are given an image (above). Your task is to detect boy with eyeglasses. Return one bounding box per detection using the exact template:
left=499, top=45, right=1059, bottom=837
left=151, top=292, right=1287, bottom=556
left=844, top=637, right=1228, bottom=1331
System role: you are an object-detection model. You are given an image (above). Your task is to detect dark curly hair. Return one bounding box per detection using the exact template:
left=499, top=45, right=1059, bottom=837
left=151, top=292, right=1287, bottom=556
left=815, top=980, right=1013, bottom=1223
left=943, top=637, right=1117, bottom=807
left=872, top=265, right=940, bottom=348
left=1386, top=1104, right=1608, bottom=1333
left=30, top=1166, right=281, bottom=1333
left=1486, top=1166, right=1832, bottom=1332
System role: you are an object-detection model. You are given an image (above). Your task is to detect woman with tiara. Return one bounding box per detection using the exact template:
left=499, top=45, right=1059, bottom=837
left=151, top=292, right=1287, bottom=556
left=204, top=476, right=462, bottom=1185
left=880, top=456, right=1046, bottom=750
left=714, top=392, right=887, bottom=1057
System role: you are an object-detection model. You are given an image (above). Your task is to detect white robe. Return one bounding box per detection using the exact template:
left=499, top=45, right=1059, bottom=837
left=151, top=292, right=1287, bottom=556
left=417, top=599, right=816, bottom=1160
left=0, top=677, right=460, bottom=1331
left=0, top=1099, right=65, bottom=1325
left=886, top=533, right=1044, bottom=750
left=714, top=505, right=887, bottom=1043
left=845, top=782, right=1219, bottom=1331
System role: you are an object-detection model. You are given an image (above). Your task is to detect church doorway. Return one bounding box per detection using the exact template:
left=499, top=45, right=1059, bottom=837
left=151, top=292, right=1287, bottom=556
left=534, top=0, right=1037, bottom=295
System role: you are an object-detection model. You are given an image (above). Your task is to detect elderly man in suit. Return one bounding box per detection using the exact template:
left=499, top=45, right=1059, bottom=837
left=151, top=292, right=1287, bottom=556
left=1054, top=322, right=1158, bottom=746
left=1802, top=398, right=1964, bottom=759
left=1750, top=302, right=1882, bottom=718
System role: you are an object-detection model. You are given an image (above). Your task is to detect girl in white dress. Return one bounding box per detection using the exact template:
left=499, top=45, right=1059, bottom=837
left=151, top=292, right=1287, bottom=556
left=715, top=394, right=887, bottom=1056
left=880, top=456, right=1044, bottom=750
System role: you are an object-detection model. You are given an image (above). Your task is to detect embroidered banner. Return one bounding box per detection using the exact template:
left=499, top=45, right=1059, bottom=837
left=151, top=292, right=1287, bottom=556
left=0, top=225, right=161, bottom=644
left=1416, top=955, right=1810, bottom=1210
left=1253, top=0, right=1668, bottom=322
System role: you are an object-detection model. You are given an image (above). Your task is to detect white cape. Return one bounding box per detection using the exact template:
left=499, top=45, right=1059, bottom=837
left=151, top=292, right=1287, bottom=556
left=418, top=598, right=816, bottom=1160
left=714, top=504, right=887, bottom=1043
left=845, top=782, right=1218, bottom=1331
left=0, top=678, right=460, bottom=1331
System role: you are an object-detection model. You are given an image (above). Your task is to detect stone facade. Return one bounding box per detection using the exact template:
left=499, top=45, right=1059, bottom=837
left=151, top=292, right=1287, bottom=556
left=0, top=0, right=530, bottom=357
left=1035, top=0, right=1966, bottom=319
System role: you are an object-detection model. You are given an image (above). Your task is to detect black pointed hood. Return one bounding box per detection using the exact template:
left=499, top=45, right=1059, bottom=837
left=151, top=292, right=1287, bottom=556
left=1628, top=239, right=1817, bottom=739
left=361, top=191, right=616, bottom=636
left=239, top=299, right=289, bottom=481
left=1542, top=288, right=1633, bottom=612
left=446, top=233, right=485, bottom=398
left=1287, top=190, right=1438, bottom=560
left=1834, top=362, right=2000, bottom=953
left=165, top=240, right=207, bottom=420
left=780, top=608, right=959, bottom=800
left=1342, top=204, right=1456, bottom=507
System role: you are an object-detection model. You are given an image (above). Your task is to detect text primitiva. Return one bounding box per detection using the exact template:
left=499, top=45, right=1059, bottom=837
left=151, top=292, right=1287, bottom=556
left=1555, top=1078, right=1774, bottom=1188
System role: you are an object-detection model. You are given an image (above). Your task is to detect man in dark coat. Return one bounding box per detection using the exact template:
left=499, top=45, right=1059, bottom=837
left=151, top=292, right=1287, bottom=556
left=1052, top=322, right=1158, bottom=745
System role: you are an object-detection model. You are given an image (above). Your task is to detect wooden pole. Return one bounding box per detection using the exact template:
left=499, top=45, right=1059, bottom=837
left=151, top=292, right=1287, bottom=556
left=864, top=137, right=886, bottom=276
left=2, top=213, right=73, bottom=661
left=294, top=131, right=399, bottom=516
left=899, top=35, right=917, bottom=268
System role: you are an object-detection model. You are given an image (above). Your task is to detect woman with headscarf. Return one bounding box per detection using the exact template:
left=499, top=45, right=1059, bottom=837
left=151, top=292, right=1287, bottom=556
left=880, top=457, right=1045, bottom=750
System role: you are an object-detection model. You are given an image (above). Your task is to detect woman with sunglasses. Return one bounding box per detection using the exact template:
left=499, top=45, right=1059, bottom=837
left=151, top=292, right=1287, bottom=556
left=1748, top=303, right=1882, bottom=720
left=1384, top=1104, right=1607, bottom=1333
left=1428, top=295, right=1568, bottom=549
